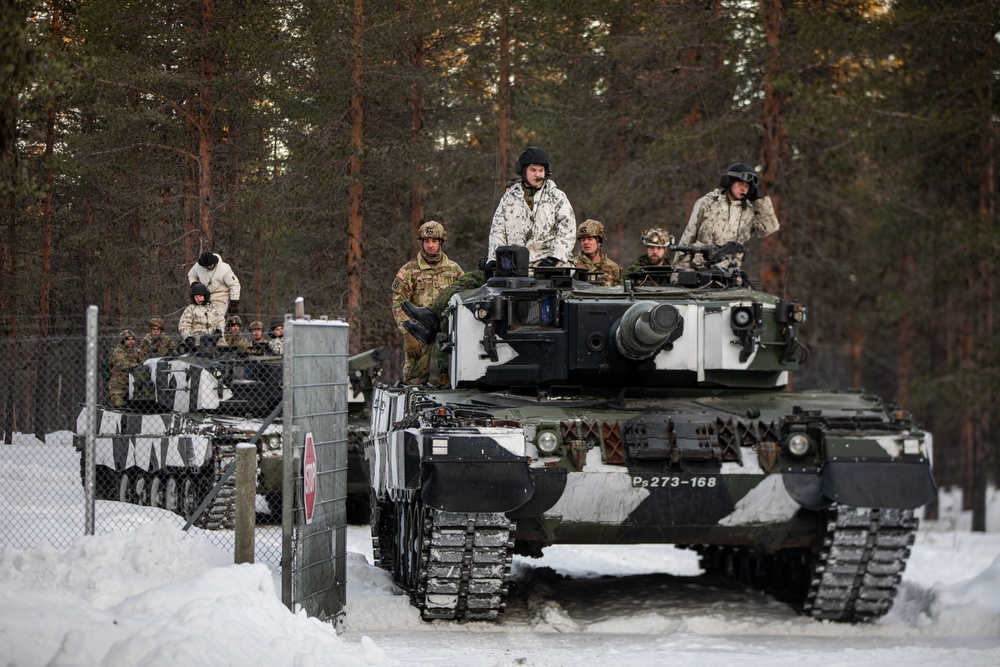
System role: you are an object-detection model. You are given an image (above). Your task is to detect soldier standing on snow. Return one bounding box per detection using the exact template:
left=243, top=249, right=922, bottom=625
left=107, top=330, right=144, bottom=407
left=488, top=147, right=577, bottom=267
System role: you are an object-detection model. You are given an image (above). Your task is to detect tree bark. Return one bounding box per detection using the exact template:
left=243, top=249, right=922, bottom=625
left=347, top=0, right=365, bottom=349
left=197, top=0, right=216, bottom=248
left=759, top=0, right=788, bottom=294
left=496, top=0, right=512, bottom=183
left=410, top=33, right=425, bottom=237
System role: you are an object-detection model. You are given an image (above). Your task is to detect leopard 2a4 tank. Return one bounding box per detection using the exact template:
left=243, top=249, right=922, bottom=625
left=366, top=244, right=936, bottom=622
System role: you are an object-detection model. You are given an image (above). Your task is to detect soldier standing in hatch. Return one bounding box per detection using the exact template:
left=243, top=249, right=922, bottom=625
left=488, top=146, right=577, bottom=267
left=673, top=163, right=780, bottom=270
left=107, top=330, right=144, bottom=407
left=267, top=319, right=285, bottom=356
left=139, top=317, right=177, bottom=358
left=187, top=251, right=241, bottom=317
left=626, top=228, right=674, bottom=275
left=392, top=221, right=464, bottom=385
left=571, top=219, right=622, bottom=287
left=178, top=283, right=225, bottom=350
left=247, top=320, right=270, bottom=356
left=217, top=315, right=252, bottom=354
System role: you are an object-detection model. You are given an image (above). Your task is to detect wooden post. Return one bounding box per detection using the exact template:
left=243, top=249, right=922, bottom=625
left=234, top=443, right=257, bottom=564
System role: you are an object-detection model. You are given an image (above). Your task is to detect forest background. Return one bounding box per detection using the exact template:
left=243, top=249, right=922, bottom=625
left=1, top=0, right=997, bottom=525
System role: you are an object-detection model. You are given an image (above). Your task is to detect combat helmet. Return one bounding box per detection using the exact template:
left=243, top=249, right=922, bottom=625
left=148, top=317, right=165, bottom=329
left=249, top=320, right=264, bottom=331
left=227, top=315, right=242, bottom=327
left=119, top=329, right=136, bottom=342
left=418, top=221, right=447, bottom=242
left=641, top=228, right=673, bottom=248
left=577, top=219, right=606, bottom=243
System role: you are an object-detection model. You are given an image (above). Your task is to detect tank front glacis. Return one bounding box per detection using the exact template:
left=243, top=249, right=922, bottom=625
left=367, top=250, right=936, bottom=623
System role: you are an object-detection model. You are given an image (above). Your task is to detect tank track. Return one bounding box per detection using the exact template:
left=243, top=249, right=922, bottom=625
left=372, top=495, right=515, bottom=621
left=803, top=505, right=918, bottom=621
left=197, top=439, right=237, bottom=530
left=697, top=505, right=917, bottom=622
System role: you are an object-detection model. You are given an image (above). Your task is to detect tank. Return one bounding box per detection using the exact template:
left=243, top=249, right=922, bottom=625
left=76, top=340, right=388, bottom=528
left=366, top=244, right=936, bottom=622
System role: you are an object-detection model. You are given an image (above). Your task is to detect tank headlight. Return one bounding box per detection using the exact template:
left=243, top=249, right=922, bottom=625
left=786, top=433, right=811, bottom=457
left=536, top=430, right=560, bottom=455
left=731, top=307, right=753, bottom=330
left=265, top=434, right=282, bottom=451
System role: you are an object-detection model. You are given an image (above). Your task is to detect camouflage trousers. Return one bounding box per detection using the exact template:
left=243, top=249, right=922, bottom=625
left=108, top=373, right=128, bottom=407
left=403, top=344, right=450, bottom=386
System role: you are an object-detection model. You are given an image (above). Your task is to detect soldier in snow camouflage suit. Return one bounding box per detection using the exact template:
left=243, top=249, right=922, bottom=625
left=267, top=320, right=284, bottom=355
left=673, top=163, right=780, bottom=270
left=107, top=330, right=144, bottom=407
left=626, top=228, right=674, bottom=276
left=393, top=221, right=464, bottom=385
left=571, top=219, right=622, bottom=287
left=187, top=251, right=241, bottom=317
left=178, top=283, right=225, bottom=350
left=139, top=316, right=177, bottom=358
left=488, top=147, right=577, bottom=267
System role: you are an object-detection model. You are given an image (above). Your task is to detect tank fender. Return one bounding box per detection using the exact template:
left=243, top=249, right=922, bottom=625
left=783, top=459, right=936, bottom=511
left=419, top=434, right=534, bottom=512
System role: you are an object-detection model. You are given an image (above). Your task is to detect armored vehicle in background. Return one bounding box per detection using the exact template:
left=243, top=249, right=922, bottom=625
left=77, top=342, right=388, bottom=528
left=366, top=245, right=936, bottom=622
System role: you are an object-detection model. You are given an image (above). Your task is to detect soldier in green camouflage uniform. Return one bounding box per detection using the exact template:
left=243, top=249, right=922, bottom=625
left=626, top=228, right=673, bottom=276
left=107, top=330, right=144, bottom=407
left=139, top=317, right=177, bottom=358
left=570, top=219, right=622, bottom=287
left=247, top=320, right=270, bottom=356
left=218, top=315, right=252, bottom=354
left=392, top=221, right=464, bottom=385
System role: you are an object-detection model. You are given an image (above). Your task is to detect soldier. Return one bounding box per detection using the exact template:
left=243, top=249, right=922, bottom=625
left=626, top=228, right=674, bottom=275
left=488, top=146, right=577, bottom=267
left=217, top=315, right=252, bottom=354
left=248, top=320, right=270, bottom=356
left=392, top=221, right=464, bottom=385
left=571, top=219, right=622, bottom=287
left=187, top=251, right=241, bottom=317
left=268, top=319, right=284, bottom=356
left=673, top=163, right=780, bottom=270
left=107, top=330, right=144, bottom=407
left=178, top=283, right=225, bottom=350
left=138, top=316, right=177, bottom=358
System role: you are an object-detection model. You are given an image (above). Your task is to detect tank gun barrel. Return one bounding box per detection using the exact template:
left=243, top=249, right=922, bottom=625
left=614, top=301, right=683, bottom=361
left=349, top=347, right=390, bottom=374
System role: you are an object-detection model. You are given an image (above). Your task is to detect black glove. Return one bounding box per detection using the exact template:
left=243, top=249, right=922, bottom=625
left=482, top=259, right=497, bottom=280
left=477, top=256, right=490, bottom=272
left=537, top=256, right=560, bottom=267
left=183, top=336, right=194, bottom=350
left=229, top=299, right=239, bottom=315
left=745, top=185, right=761, bottom=201
left=401, top=301, right=440, bottom=334
left=191, top=280, right=201, bottom=285
left=403, top=319, right=436, bottom=345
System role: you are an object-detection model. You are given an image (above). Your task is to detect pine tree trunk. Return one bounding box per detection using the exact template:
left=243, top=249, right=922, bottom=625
left=347, top=0, right=365, bottom=349
left=497, top=0, right=512, bottom=181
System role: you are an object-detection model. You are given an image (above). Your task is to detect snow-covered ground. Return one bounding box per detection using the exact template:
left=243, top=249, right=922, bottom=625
left=1, top=437, right=998, bottom=666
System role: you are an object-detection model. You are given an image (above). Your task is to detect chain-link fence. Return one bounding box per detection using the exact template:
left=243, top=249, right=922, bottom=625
left=1, top=309, right=311, bottom=568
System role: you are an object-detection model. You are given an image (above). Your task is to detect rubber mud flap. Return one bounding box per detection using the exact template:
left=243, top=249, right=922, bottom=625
left=782, top=467, right=826, bottom=511
left=421, top=460, right=534, bottom=512
left=506, top=467, right=568, bottom=519
left=821, top=459, right=937, bottom=509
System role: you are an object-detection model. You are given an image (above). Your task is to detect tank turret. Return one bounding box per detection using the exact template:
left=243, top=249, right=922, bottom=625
left=367, top=244, right=935, bottom=623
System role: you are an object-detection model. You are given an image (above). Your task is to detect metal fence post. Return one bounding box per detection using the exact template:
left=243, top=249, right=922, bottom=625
left=84, top=305, right=98, bottom=536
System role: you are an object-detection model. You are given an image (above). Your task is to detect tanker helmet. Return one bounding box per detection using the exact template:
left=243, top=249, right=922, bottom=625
left=641, top=228, right=672, bottom=248
left=148, top=317, right=165, bottom=329
left=191, top=282, right=211, bottom=301
left=577, top=219, right=606, bottom=243
left=418, top=221, right=447, bottom=242
left=514, top=146, right=551, bottom=177
left=719, top=163, right=759, bottom=190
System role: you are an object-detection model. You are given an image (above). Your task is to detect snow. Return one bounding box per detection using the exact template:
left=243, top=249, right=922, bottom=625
left=2, top=440, right=999, bottom=666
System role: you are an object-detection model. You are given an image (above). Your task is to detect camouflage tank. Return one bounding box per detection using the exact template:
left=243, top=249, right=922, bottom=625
left=76, top=340, right=285, bottom=529
left=76, top=338, right=388, bottom=528
left=366, top=244, right=936, bottom=622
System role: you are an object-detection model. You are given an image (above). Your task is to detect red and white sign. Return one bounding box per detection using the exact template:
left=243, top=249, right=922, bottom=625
left=303, top=432, right=317, bottom=524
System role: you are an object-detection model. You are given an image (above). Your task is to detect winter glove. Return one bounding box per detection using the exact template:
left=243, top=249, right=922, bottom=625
left=403, top=332, right=426, bottom=357
left=228, top=300, right=239, bottom=315
left=745, top=185, right=761, bottom=202
left=537, top=256, right=560, bottom=267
